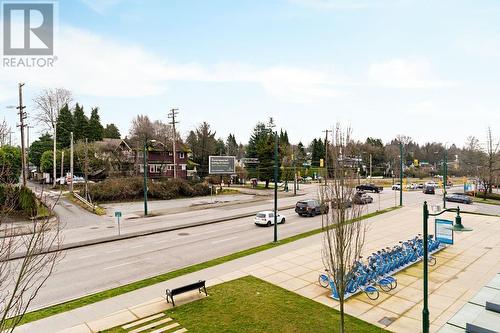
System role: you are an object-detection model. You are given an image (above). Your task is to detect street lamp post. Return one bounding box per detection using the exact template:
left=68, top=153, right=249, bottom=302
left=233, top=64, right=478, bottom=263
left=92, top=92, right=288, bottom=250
left=422, top=202, right=472, bottom=333
left=443, top=150, right=448, bottom=209
left=143, top=139, right=156, bottom=216
left=273, top=130, right=278, bottom=243
left=399, top=142, right=403, bottom=206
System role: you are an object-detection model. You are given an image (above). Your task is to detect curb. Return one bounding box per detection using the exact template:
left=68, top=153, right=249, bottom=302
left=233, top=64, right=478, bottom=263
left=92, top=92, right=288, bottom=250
left=8, top=204, right=297, bottom=260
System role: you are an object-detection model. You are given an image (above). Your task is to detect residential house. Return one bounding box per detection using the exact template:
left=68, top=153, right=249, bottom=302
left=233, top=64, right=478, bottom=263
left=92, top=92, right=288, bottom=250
left=136, top=142, right=189, bottom=179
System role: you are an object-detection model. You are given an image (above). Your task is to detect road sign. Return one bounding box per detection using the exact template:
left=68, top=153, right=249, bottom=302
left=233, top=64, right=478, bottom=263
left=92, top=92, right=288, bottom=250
left=435, top=219, right=453, bottom=245
left=241, top=157, right=260, bottom=164
left=115, top=211, right=122, bottom=236
left=209, top=156, right=235, bottom=174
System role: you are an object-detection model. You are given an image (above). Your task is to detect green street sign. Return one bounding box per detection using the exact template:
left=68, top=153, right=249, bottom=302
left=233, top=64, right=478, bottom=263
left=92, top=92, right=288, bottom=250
left=114, top=211, right=122, bottom=218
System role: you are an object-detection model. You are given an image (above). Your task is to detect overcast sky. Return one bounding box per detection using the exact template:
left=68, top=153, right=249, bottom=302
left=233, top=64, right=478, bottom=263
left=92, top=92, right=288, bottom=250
left=1, top=0, right=499, bottom=147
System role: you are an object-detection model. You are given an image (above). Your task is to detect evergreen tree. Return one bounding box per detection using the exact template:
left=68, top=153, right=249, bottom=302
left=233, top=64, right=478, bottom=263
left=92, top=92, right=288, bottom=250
left=29, top=133, right=54, bottom=168
left=55, top=104, right=73, bottom=148
left=73, top=103, right=89, bottom=142
left=296, top=141, right=306, bottom=164
left=311, top=138, right=325, bottom=167
left=215, top=138, right=226, bottom=155
left=186, top=122, right=217, bottom=177
left=246, top=122, right=275, bottom=188
left=88, top=107, right=104, bottom=141
left=103, top=123, right=121, bottom=139
left=226, top=134, right=239, bottom=157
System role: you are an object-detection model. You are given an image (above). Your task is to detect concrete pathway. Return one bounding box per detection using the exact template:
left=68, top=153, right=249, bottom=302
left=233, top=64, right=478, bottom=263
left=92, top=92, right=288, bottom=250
left=14, top=206, right=500, bottom=333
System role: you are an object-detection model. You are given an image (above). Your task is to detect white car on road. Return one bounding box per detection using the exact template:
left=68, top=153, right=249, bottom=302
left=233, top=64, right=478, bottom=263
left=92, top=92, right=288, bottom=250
left=254, top=211, right=286, bottom=227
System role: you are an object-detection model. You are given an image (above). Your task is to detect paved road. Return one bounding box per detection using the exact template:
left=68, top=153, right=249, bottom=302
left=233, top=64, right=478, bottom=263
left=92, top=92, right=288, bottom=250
left=24, top=185, right=499, bottom=311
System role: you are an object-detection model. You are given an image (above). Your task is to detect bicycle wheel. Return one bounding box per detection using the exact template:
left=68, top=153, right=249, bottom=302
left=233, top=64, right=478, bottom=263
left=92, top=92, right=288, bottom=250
left=379, top=282, right=392, bottom=292
left=318, top=274, right=329, bottom=288
left=391, top=280, right=398, bottom=289
left=365, top=288, right=379, bottom=300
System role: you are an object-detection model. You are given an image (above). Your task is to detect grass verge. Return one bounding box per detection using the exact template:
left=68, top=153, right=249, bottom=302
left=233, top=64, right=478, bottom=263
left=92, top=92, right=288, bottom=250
left=472, top=197, right=500, bottom=206
left=105, top=276, right=387, bottom=333
left=12, top=206, right=401, bottom=327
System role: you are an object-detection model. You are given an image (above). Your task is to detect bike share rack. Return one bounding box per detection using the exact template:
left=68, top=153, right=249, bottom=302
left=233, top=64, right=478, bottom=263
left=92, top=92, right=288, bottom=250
left=327, top=236, right=447, bottom=301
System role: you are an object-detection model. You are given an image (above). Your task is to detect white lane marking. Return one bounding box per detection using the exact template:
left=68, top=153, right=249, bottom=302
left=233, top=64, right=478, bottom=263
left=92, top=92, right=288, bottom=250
left=211, top=236, right=239, bottom=244
left=130, top=244, right=144, bottom=249
left=103, top=260, right=143, bottom=270
left=106, top=249, right=121, bottom=254
left=78, top=254, right=96, bottom=259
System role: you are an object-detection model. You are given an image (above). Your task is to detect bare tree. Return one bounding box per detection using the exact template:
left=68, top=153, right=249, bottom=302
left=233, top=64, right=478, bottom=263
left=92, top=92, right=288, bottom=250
left=33, top=88, right=73, bottom=186
left=320, top=124, right=367, bottom=333
left=0, top=184, right=62, bottom=332
left=479, top=127, right=500, bottom=197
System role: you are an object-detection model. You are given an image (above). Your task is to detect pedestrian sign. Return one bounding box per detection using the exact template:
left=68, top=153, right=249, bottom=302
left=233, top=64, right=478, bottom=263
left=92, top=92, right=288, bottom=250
left=435, top=219, right=453, bottom=245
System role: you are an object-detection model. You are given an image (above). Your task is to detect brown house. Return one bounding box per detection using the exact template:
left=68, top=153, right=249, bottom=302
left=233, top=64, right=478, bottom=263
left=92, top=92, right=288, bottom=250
left=135, top=142, right=189, bottom=179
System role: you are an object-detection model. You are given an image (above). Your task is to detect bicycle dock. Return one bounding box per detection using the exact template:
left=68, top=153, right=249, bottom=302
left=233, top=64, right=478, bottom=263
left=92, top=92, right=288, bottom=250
left=321, top=234, right=446, bottom=301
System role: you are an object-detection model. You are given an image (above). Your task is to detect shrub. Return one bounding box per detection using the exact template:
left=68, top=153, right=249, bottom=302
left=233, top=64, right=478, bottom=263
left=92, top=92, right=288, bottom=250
left=0, top=184, right=39, bottom=217
left=18, top=186, right=37, bottom=217
left=88, top=177, right=211, bottom=202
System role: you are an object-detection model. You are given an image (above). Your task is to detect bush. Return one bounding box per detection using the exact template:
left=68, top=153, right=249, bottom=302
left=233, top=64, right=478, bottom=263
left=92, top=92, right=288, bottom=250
left=0, top=184, right=39, bottom=217
left=473, top=191, right=500, bottom=201
left=88, top=177, right=211, bottom=202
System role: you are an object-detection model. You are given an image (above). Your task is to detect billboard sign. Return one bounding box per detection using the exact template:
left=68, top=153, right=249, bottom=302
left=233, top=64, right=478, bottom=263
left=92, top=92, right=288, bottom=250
left=241, top=157, right=260, bottom=164
left=209, top=156, right=235, bottom=174
left=435, top=219, right=453, bottom=245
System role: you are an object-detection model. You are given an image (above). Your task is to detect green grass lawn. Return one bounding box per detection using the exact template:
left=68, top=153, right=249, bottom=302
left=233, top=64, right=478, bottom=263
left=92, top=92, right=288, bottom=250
left=106, top=276, right=387, bottom=333
left=473, top=197, right=500, bottom=206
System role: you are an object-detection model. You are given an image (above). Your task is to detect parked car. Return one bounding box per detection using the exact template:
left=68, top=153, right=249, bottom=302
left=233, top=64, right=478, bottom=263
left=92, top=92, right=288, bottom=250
left=295, top=199, right=329, bottom=217
left=392, top=183, right=401, bottom=190
left=405, top=183, right=418, bottom=190
left=254, top=211, right=286, bottom=226
left=417, top=183, right=424, bottom=189
left=330, top=199, right=353, bottom=209
left=355, top=184, right=382, bottom=193
left=426, top=181, right=439, bottom=188
left=423, top=186, right=435, bottom=195
left=445, top=194, right=472, bottom=204
left=353, top=192, right=373, bottom=204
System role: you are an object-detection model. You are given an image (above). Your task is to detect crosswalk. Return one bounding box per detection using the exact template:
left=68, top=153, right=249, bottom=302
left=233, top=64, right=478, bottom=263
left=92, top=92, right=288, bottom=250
left=121, top=313, right=187, bottom=333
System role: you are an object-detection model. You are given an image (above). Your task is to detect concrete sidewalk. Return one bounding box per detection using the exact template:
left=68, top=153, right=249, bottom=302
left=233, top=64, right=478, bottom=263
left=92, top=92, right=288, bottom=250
left=14, top=206, right=500, bottom=333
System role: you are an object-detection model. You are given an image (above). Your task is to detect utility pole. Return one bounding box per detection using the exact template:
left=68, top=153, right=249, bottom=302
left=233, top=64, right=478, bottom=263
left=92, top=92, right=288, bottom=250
left=399, top=142, right=403, bottom=206
left=8, top=128, right=13, bottom=146
left=17, top=83, right=27, bottom=186
left=70, top=132, right=74, bottom=192
left=60, top=150, right=64, bottom=186
left=53, top=122, right=57, bottom=187
left=322, top=129, right=332, bottom=185
left=168, top=108, right=179, bottom=179
left=369, top=153, right=372, bottom=179
left=84, top=138, right=89, bottom=201
left=292, top=150, right=297, bottom=196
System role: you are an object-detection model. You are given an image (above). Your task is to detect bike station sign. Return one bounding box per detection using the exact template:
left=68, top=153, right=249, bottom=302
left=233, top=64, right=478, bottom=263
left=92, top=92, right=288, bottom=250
left=435, top=219, right=454, bottom=245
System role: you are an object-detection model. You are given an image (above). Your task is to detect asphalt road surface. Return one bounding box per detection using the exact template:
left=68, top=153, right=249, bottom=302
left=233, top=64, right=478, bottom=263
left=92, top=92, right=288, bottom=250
left=26, top=187, right=498, bottom=311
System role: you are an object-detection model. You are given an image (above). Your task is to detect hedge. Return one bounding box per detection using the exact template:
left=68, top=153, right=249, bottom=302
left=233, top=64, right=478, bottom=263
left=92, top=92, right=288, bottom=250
left=88, top=177, right=211, bottom=202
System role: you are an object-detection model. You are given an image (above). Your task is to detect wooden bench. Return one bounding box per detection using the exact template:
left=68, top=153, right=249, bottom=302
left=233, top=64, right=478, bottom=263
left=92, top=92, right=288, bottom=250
left=166, top=280, right=207, bottom=306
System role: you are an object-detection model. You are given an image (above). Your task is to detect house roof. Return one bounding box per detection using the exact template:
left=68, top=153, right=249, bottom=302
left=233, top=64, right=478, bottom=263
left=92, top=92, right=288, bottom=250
left=95, top=138, right=132, bottom=151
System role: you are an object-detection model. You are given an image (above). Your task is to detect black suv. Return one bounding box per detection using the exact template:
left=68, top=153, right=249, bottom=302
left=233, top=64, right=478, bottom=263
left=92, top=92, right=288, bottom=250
left=355, top=184, right=383, bottom=193
left=423, top=186, right=435, bottom=194
left=295, top=199, right=329, bottom=217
